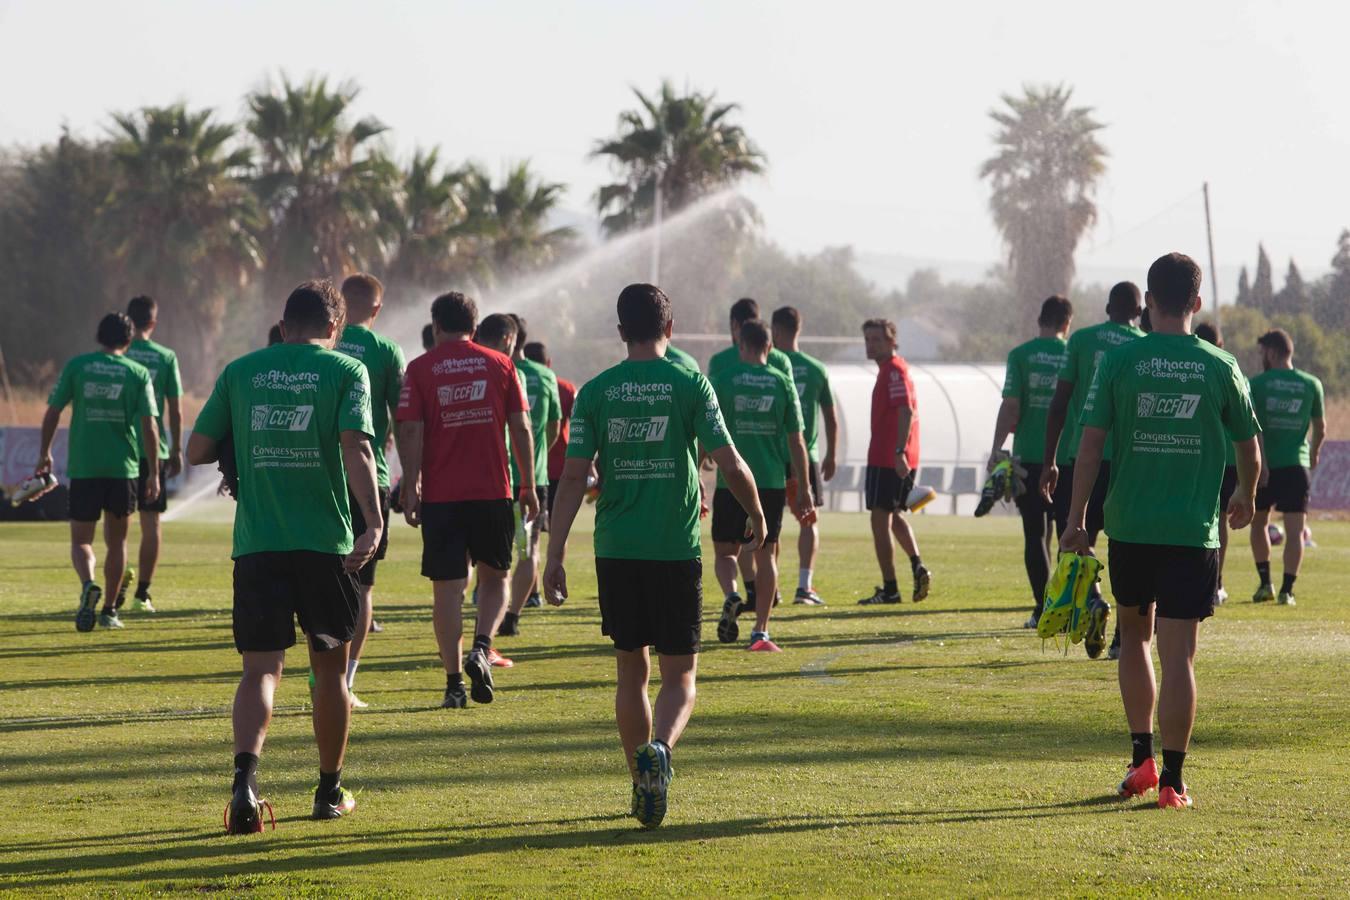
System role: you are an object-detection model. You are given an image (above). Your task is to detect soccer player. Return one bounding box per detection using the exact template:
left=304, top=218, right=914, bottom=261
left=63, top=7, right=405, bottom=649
left=711, top=319, right=811, bottom=650
left=858, top=319, right=930, bottom=605
left=397, top=297, right=538, bottom=708
left=1248, top=328, right=1325, bottom=607
left=525, top=341, right=576, bottom=522
left=1041, top=282, right=1145, bottom=658
left=987, top=296, right=1074, bottom=630
left=334, top=274, right=406, bottom=707
left=1062, top=252, right=1260, bottom=810
left=500, top=317, right=561, bottom=636
left=187, top=279, right=382, bottom=831
left=37, top=312, right=159, bottom=632
left=122, top=295, right=183, bottom=614
left=771, top=306, right=837, bottom=605
left=1194, top=322, right=1239, bottom=604
left=544, top=283, right=765, bottom=829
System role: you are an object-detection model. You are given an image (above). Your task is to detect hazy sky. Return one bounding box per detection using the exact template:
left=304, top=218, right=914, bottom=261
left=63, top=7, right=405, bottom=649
left=2, top=0, right=1346, bottom=292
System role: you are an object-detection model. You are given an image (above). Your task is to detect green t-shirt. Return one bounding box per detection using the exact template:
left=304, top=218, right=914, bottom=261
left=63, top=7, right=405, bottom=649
left=1058, top=321, right=1147, bottom=463
left=707, top=344, right=795, bottom=388
left=126, top=338, right=182, bottom=461
left=509, top=357, right=561, bottom=489
left=567, top=357, right=730, bottom=561
left=1080, top=332, right=1260, bottom=549
left=1003, top=336, right=1068, bottom=464
left=193, top=343, right=374, bottom=559
left=664, top=345, right=700, bottom=373
left=335, top=324, right=406, bottom=487
left=1249, top=368, right=1324, bottom=469
left=712, top=361, right=803, bottom=489
left=47, top=352, right=156, bottom=478
left=782, top=349, right=833, bottom=462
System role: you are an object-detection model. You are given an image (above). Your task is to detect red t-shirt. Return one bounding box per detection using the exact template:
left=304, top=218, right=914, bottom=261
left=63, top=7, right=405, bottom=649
left=867, top=354, right=920, bottom=470
left=397, top=340, right=526, bottom=502
left=548, top=377, right=577, bottom=481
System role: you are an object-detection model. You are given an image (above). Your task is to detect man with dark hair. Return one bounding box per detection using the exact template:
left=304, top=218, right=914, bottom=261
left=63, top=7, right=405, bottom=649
left=858, top=318, right=931, bottom=605
left=397, top=295, right=537, bottom=708
left=334, top=273, right=406, bottom=707
left=1194, top=322, right=1239, bottom=604
left=187, top=278, right=382, bottom=832
left=37, top=312, right=160, bottom=632
left=524, top=341, right=579, bottom=524
left=268, top=324, right=284, bottom=346
left=1249, top=328, right=1325, bottom=607
left=1041, top=281, right=1145, bottom=659
left=122, top=295, right=183, bottom=614
left=498, top=315, right=562, bottom=637
left=711, top=318, right=810, bottom=650
left=988, top=296, right=1088, bottom=636
left=1063, top=252, right=1260, bottom=810
left=545, top=283, right=765, bottom=829
left=771, top=305, right=837, bottom=605
left=421, top=323, right=435, bottom=353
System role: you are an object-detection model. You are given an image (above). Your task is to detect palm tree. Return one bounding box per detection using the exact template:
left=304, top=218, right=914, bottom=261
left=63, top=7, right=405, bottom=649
left=980, top=84, right=1106, bottom=310
left=591, top=81, right=765, bottom=236
left=103, top=104, right=262, bottom=382
left=462, top=162, right=576, bottom=276
left=387, top=148, right=493, bottom=289
left=246, top=75, right=400, bottom=293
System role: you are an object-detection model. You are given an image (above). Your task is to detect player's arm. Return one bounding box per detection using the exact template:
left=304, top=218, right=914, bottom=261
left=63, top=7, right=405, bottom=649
left=894, top=406, right=914, bottom=478
left=542, top=455, right=591, bottom=605
left=788, top=431, right=813, bottom=518
left=186, top=431, right=218, bottom=465
left=165, top=395, right=184, bottom=478
left=820, top=400, right=838, bottom=482
left=342, top=430, right=383, bottom=573
left=988, top=397, right=1019, bottom=471
left=545, top=418, right=561, bottom=454
left=36, top=405, right=63, bottom=475
left=396, top=420, right=424, bottom=527
left=1310, top=417, right=1326, bottom=469
left=1040, top=379, right=1074, bottom=501
left=140, top=415, right=161, bottom=502
left=1060, top=425, right=1104, bottom=554
left=1255, top=431, right=1269, bottom=486
left=711, top=444, right=766, bottom=548
left=507, top=410, right=539, bottom=521
left=1228, top=436, right=1260, bottom=531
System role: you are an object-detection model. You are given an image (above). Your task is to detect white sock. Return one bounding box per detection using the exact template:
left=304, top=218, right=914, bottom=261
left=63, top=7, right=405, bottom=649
left=799, top=568, right=813, bottom=591
left=346, top=658, right=359, bottom=690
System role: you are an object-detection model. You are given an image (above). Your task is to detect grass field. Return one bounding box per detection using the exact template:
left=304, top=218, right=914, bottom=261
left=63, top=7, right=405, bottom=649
left=1, top=507, right=1348, bottom=897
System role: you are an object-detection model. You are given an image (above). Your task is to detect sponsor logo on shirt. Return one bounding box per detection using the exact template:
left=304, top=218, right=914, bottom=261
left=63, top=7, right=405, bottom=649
left=734, top=395, right=775, bottom=413
left=1136, top=393, right=1201, bottom=420
left=1099, top=329, right=1137, bottom=346
left=83, top=382, right=124, bottom=400
left=432, top=356, right=488, bottom=376
left=83, top=361, right=130, bottom=378
left=1028, top=352, right=1066, bottom=367
left=1131, top=429, right=1202, bottom=455
left=437, top=381, right=487, bottom=406
left=604, top=381, right=672, bottom=405
left=607, top=416, right=669, bottom=443
left=336, top=340, right=366, bottom=357
left=250, top=404, right=314, bottom=432
left=251, top=445, right=322, bottom=469
left=1269, top=379, right=1307, bottom=394
left=1134, top=358, right=1206, bottom=383
left=252, top=370, right=320, bottom=393
left=126, top=350, right=162, bottom=374
left=611, top=457, right=677, bottom=480
left=1029, top=372, right=1058, bottom=389
left=1265, top=396, right=1303, bottom=414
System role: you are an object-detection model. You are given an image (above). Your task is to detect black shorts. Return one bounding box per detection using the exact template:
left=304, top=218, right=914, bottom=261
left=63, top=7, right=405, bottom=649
left=864, top=465, right=916, bottom=513
left=547, top=478, right=560, bottom=517
left=1255, top=466, right=1310, bottom=514
left=1052, top=461, right=1110, bottom=537
left=784, top=460, right=824, bottom=507
left=1015, top=462, right=1054, bottom=518
left=68, top=478, right=137, bottom=523
left=711, top=487, right=786, bottom=544
left=596, top=557, right=702, bottom=655
left=232, top=551, right=360, bottom=653
left=521, top=484, right=549, bottom=533
left=420, top=499, right=515, bottom=581
left=137, top=458, right=168, bottom=514
left=348, top=486, right=392, bottom=587
left=1219, top=465, right=1239, bottom=511
left=1108, top=539, right=1218, bottom=621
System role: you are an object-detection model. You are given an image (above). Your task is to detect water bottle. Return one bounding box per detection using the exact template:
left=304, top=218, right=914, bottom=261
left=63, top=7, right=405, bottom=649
left=10, top=472, right=56, bottom=507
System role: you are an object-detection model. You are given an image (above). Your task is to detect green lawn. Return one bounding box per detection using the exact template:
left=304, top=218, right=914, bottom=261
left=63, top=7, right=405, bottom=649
left=1, top=507, right=1347, bottom=896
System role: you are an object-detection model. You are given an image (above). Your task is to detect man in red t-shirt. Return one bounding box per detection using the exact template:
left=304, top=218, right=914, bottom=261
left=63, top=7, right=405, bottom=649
left=396, top=292, right=538, bottom=710
left=858, top=318, right=932, bottom=605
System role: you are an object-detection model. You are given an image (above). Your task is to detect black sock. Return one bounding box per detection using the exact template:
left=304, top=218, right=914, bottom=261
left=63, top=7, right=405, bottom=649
left=1256, top=561, right=1271, bottom=586
left=1130, top=732, right=1153, bottom=768
left=883, top=579, right=898, bottom=595
left=909, top=555, right=923, bottom=574
left=318, top=768, right=342, bottom=801
left=473, top=634, right=492, bottom=653
left=502, top=611, right=518, bottom=628
left=135, top=580, right=150, bottom=598
left=446, top=671, right=463, bottom=690
left=1280, top=573, right=1297, bottom=595
left=232, top=751, right=259, bottom=793
left=1160, top=749, right=1186, bottom=791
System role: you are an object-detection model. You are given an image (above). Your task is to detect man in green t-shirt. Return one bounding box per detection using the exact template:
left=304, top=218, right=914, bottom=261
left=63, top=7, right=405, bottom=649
left=499, top=314, right=562, bottom=639
left=335, top=274, right=406, bottom=707
left=771, top=306, right=837, bottom=606
left=711, top=319, right=810, bottom=651
left=38, top=312, right=160, bottom=633
left=120, top=295, right=183, bottom=615
left=1248, top=328, right=1326, bottom=606
left=986, top=296, right=1076, bottom=633
left=1063, top=253, right=1260, bottom=811
left=544, top=283, right=764, bottom=830
left=187, top=279, right=382, bottom=833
